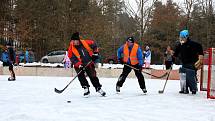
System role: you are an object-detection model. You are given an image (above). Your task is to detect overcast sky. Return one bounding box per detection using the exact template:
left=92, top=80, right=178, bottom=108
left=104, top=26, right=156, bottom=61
left=126, top=0, right=184, bottom=13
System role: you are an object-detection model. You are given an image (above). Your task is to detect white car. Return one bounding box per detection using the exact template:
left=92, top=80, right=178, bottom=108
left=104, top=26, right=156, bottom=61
left=40, top=50, right=66, bottom=63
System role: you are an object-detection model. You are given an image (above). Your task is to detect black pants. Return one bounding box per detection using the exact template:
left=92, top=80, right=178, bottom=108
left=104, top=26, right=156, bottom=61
left=180, top=66, right=197, bottom=92
left=165, top=61, right=173, bottom=70
left=116, top=64, right=146, bottom=89
left=75, top=63, right=102, bottom=91
left=3, top=62, right=15, bottom=78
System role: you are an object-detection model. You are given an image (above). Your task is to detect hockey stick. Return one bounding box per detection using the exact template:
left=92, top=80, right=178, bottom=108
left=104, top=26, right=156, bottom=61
left=158, top=68, right=172, bottom=94
left=124, top=64, right=168, bottom=78
left=54, top=61, right=92, bottom=94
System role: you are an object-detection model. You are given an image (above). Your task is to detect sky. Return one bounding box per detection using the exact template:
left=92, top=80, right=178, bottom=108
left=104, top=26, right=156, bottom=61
left=125, top=0, right=183, bottom=14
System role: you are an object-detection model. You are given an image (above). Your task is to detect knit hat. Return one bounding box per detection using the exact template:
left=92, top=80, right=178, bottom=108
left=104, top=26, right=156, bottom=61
left=126, top=37, right=134, bottom=43
left=71, top=32, right=80, bottom=40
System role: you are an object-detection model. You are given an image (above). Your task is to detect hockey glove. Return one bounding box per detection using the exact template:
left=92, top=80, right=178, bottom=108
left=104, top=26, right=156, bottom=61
left=92, top=52, right=99, bottom=62
left=194, top=59, right=203, bottom=70
left=78, top=64, right=85, bottom=71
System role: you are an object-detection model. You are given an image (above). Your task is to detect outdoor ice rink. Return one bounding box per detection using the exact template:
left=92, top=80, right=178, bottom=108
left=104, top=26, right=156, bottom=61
left=0, top=75, right=215, bottom=121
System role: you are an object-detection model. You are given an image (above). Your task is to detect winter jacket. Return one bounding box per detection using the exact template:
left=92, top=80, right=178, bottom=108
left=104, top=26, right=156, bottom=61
left=68, top=40, right=98, bottom=68
left=173, top=39, right=203, bottom=70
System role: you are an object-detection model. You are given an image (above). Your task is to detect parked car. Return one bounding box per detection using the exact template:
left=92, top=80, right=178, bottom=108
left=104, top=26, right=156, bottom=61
left=40, top=50, right=66, bottom=63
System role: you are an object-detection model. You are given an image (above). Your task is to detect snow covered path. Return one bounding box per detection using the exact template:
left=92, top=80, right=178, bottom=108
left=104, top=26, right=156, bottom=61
left=0, top=75, right=215, bottom=121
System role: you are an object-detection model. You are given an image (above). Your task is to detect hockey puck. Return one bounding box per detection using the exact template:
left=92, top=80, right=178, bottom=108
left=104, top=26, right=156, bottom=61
left=67, top=101, right=71, bottom=103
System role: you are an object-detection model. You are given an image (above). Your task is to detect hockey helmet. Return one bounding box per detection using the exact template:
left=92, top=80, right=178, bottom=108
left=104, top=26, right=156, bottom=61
left=179, top=30, right=189, bottom=38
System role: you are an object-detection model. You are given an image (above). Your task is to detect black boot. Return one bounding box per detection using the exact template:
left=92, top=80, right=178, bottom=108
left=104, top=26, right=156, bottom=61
left=83, top=86, right=90, bottom=97
left=97, top=87, right=106, bottom=96
left=116, top=85, right=120, bottom=93
left=191, top=90, right=196, bottom=94
left=142, top=88, right=147, bottom=94
left=8, top=77, right=15, bottom=81
left=179, top=90, right=189, bottom=94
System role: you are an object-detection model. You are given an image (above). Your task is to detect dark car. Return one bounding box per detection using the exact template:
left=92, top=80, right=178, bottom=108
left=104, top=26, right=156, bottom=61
left=103, top=55, right=118, bottom=64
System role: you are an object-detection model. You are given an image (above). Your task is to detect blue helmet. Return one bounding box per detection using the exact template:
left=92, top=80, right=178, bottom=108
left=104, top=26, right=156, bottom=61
left=179, top=30, right=189, bottom=38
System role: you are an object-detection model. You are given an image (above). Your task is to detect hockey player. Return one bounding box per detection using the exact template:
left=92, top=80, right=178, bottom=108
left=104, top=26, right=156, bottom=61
left=173, top=30, right=203, bottom=94
left=143, top=45, right=151, bottom=69
left=5, top=43, right=16, bottom=81
left=116, top=37, right=147, bottom=94
left=68, top=32, right=106, bottom=97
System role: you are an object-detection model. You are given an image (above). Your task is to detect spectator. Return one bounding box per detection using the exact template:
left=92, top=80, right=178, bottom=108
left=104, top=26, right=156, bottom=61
left=25, top=49, right=29, bottom=63
left=62, top=51, right=71, bottom=69
left=163, top=45, right=174, bottom=70
left=143, top=45, right=151, bottom=69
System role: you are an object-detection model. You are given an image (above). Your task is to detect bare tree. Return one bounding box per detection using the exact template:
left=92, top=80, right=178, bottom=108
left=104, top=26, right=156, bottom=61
left=183, top=0, right=198, bottom=29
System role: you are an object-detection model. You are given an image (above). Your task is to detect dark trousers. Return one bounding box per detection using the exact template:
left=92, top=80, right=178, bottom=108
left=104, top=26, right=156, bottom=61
left=180, top=67, right=197, bottom=92
left=165, top=61, right=173, bottom=70
left=116, top=64, right=146, bottom=89
left=3, top=62, right=15, bottom=78
left=75, top=63, right=102, bottom=91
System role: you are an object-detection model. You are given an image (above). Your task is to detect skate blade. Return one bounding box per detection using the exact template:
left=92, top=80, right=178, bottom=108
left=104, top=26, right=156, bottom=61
left=83, top=95, right=90, bottom=98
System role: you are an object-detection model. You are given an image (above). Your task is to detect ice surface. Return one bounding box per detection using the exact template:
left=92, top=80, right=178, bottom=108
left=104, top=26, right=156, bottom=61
left=0, top=75, right=215, bottom=121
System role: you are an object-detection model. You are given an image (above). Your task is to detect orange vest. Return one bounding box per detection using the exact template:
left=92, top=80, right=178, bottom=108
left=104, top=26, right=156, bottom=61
left=123, top=42, right=139, bottom=65
left=68, top=40, right=93, bottom=62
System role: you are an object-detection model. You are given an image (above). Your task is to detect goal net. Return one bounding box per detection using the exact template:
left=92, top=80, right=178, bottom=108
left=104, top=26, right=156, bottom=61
left=200, top=48, right=215, bottom=99
left=207, top=48, right=215, bottom=99
left=200, top=50, right=209, bottom=91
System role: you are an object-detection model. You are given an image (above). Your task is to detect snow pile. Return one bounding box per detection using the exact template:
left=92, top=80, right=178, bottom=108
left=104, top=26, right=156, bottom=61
left=1, top=61, right=181, bottom=70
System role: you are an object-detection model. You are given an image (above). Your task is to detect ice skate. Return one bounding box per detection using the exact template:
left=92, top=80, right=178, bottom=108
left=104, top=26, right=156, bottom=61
left=8, top=77, right=16, bottom=81
left=116, top=85, right=120, bottom=93
left=142, top=88, right=147, bottom=94
left=97, top=88, right=106, bottom=96
left=83, top=87, right=90, bottom=97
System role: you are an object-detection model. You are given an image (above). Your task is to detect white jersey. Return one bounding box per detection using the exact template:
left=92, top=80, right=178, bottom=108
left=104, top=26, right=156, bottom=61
left=144, top=50, right=151, bottom=63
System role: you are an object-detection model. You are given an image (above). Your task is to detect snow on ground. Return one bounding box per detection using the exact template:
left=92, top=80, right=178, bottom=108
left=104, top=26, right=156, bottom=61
left=100, top=63, right=181, bottom=70
left=0, top=75, right=215, bottom=121
left=14, top=62, right=181, bottom=70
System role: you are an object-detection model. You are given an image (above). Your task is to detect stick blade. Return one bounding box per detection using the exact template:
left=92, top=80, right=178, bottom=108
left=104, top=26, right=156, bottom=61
left=54, top=88, right=63, bottom=94
left=158, top=90, right=164, bottom=94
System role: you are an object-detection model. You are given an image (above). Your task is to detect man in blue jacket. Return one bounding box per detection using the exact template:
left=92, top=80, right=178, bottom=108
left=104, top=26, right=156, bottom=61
left=116, top=37, right=147, bottom=94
